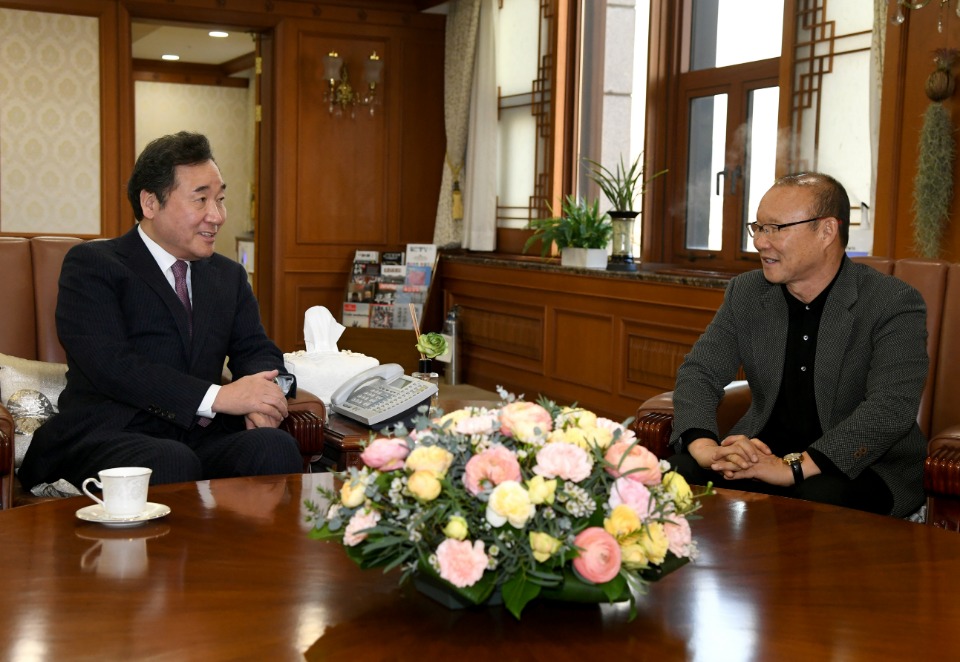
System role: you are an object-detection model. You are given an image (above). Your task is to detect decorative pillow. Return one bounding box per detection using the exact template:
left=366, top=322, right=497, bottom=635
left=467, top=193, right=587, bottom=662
left=0, top=353, right=68, bottom=468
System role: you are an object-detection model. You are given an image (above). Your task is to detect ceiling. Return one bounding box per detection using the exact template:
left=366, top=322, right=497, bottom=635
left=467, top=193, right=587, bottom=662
left=130, top=2, right=449, bottom=67
left=131, top=23, right=256, bottom=66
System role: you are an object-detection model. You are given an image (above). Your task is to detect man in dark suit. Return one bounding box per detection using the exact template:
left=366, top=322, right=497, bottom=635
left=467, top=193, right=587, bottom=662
left=19, top=132, right=302, bottom=492
left=669, top=173, right=928, bottom=518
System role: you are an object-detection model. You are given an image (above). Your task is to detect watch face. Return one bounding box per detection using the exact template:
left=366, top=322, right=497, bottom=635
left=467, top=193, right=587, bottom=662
left=783, top=453, right=802, bottom=464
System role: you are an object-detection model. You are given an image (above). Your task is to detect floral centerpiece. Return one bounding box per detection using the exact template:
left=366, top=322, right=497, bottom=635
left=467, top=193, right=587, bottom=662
left=306, top=390, right=710, bottom=620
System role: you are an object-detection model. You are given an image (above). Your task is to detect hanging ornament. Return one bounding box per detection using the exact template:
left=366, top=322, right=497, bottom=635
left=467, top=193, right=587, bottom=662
left=912, top=48, right=958, bottom=258
left=451, top=179, right=464, bottom=220
left=445, top=153, right=464, bottom=221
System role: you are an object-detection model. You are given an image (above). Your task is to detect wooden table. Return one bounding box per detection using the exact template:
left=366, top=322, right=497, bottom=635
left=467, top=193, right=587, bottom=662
left=2, top=474, right=960, bottom=660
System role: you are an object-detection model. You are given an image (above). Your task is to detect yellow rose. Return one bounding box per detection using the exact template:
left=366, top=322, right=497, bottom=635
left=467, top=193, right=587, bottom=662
left=562, top=428, right=590, bottom=450
left=407, top=470, right=442, bottom=502
left=436, top=409, right=471, bottom=428
left=604, top=504, right=641, bottom=542
left=443, top=515, right=469, bottom=541
left=639, top=522, right=669, bottom=565
left=582, top=426, right=613, bottom=449
left=559, top=406, right=597, bottom=430
left=526, top=475, right=557, bottom=505
left=662, top=471, right=694, bottom=512
left=486, top=481, right=535, bottom=528
left=340, top=474, right=369, bottom=508
left=620, top=542, right=649, bottom=570
left=529, top=532, right=562, bottom=563
left=405, top=446, right=454, bottom=477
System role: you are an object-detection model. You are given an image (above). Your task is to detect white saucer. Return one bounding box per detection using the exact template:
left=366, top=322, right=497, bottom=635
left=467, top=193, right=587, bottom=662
left=76, top=502, right=171, bottom=528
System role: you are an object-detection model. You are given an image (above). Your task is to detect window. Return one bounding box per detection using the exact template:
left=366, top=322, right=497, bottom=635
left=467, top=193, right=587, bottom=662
left=669, top=0, right=782, bottom=265
left=645, top=0, right=877, bottom=268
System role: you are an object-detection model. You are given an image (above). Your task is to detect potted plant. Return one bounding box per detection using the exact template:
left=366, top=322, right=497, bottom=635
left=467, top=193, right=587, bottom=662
left=585, top=154, right=667, bottom=271
left=523, top=195, right=612, bottom=269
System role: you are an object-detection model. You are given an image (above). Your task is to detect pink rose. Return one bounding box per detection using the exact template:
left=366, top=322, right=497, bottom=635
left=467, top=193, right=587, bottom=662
left=436, top=538, right=488, bottom=588
left=360, top=437, right=409, bottom=471
left=607, top=477, right=652, bottom=520
left=533, top=443, right=593, bottom=482
left=463, top=445, right=522, bottom=495
left=343, top=508, right=381, bottom=547
left=572, top=527, right=621, bottom=584
left=604, top=441, right=662, bottom=485
left=499, top=401, right=553, bottom=443
left=663, top=514, right=693, bottom=558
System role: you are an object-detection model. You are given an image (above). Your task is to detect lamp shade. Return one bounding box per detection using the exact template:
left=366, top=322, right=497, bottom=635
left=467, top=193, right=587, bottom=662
left=323, top=53, right=342, bottom=82
left=363, top=56, right=384, bottom=86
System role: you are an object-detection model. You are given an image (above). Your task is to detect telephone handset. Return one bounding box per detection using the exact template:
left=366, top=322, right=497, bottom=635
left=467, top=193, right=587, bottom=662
left=330, top=363, right=437, bottom=428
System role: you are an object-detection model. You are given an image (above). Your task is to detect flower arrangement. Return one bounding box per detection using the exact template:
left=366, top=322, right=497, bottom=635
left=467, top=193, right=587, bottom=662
left=306, top=391, right=710, bottom=619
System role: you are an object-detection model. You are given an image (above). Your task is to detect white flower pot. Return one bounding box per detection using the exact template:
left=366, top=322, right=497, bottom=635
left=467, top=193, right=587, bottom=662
left=560, top=247, right=607, bottom=269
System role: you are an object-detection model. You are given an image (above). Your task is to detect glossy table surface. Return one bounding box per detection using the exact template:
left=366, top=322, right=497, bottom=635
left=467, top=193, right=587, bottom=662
left=2, top=473, right=960, bottom=661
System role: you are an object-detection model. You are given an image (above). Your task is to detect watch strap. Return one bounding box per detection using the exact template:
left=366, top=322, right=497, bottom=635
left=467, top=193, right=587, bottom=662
left=789, top=457, right=804, bottom=484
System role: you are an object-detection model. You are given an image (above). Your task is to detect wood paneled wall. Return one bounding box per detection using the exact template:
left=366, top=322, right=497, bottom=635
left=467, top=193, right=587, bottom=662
left=439, top=257, right=727, bottom=422
left=0, top=0, right=446, bottom=355
left=268, top=13, right=446, bottom=352
left=876, top=5, right=960, bottom=260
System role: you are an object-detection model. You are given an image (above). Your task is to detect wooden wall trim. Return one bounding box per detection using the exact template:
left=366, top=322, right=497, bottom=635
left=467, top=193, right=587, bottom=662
left=439, top=257, right=726, bottom=421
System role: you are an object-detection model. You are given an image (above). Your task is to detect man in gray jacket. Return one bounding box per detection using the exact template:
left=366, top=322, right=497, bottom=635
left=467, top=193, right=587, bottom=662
left=669, top=172, right=928, bottom=518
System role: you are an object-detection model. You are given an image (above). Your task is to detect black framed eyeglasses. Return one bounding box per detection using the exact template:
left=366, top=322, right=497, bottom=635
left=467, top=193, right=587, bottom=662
left=745, top=217, right=825, bottom=238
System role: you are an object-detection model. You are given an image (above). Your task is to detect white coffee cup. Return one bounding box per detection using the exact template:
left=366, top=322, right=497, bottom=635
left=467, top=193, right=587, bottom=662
left=82, top=467, right=152, bottom=518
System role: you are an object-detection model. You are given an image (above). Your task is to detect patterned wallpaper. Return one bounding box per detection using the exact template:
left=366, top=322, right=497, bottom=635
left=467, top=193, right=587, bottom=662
left=0, top=8, right=101, bottom=234
left=135, top=80, right=256, bottom=261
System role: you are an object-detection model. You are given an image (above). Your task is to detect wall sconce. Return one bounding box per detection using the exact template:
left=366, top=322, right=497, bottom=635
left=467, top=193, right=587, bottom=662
left=322, top=51, right=384, bottom=119
left=890, top=0, right=960, bottom=32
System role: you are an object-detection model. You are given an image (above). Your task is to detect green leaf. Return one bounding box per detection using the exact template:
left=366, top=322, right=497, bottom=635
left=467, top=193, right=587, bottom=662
left=308, top=524, right=342, bottom=542
left=539, top=567, right=631, bottom=604
left=502, top=573, right=542, bottom=620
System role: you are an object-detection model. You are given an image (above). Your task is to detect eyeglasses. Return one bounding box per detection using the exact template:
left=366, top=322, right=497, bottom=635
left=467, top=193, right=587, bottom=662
left=745, top=217, right=824, bottom=238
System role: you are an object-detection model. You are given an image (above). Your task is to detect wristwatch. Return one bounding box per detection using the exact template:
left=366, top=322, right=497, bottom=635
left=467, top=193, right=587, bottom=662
left=782, top=452, right=804, bottom=485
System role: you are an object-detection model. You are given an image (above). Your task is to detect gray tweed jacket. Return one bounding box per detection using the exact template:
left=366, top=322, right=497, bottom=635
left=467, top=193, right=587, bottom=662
left=670, top=259, right=929, bottom=517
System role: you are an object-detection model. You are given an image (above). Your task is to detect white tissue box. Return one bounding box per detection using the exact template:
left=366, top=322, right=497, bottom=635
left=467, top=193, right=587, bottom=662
left=284, top=349, right=380, bottom=404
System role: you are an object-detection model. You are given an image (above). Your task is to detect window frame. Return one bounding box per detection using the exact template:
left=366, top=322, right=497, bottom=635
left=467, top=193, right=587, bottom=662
left=642, top=0, right=794, bottom=271
left=671, top=58, right=780, bottom=264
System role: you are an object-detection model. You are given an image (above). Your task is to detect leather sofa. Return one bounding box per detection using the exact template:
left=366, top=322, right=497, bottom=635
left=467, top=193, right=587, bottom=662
left=0, top=236, right=325, bottom=509
left=633, top=257, right=960, bottom=529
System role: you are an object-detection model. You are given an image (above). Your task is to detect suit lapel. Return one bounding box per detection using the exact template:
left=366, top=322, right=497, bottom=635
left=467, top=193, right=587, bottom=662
left=815, top=261, right=857, bottom=427
left=189, top=257, right=219, bottom=362
left=755, top=284, right=788, bottom=419
left=117, top=228, right=193, bottom=348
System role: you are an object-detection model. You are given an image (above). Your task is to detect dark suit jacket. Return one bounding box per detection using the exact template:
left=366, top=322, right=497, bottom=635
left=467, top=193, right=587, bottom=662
left=670, top=258, right=929, bottom=517
left=19, top=227, right=286, bottom=490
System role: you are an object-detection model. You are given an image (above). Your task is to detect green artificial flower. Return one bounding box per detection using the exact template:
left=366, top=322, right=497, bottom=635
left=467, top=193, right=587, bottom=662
left=416, top=332, right=448, bottom=359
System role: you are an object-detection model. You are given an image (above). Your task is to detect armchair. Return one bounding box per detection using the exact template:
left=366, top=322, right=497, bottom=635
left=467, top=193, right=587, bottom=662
left=0, top=236, right=325, bottom=509
left=633, top=257, right=960, bottom=530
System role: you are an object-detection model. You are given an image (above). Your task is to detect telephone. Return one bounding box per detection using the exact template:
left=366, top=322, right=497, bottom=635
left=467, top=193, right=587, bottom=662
left=330, top=363, right=437, bottom=428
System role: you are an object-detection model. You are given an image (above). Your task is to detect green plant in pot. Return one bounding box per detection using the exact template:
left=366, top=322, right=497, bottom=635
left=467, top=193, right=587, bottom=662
left=523, top=195, right=612, bottom=269
left=585, top=154, right=667, bottom=272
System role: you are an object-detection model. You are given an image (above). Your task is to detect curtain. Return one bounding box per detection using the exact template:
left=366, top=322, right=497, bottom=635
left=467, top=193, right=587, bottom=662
left=432, top=0, right=482, bottom=248
left=870, top=0, right=887, bottom=230
left=462, top=0, right=498, bottom=251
